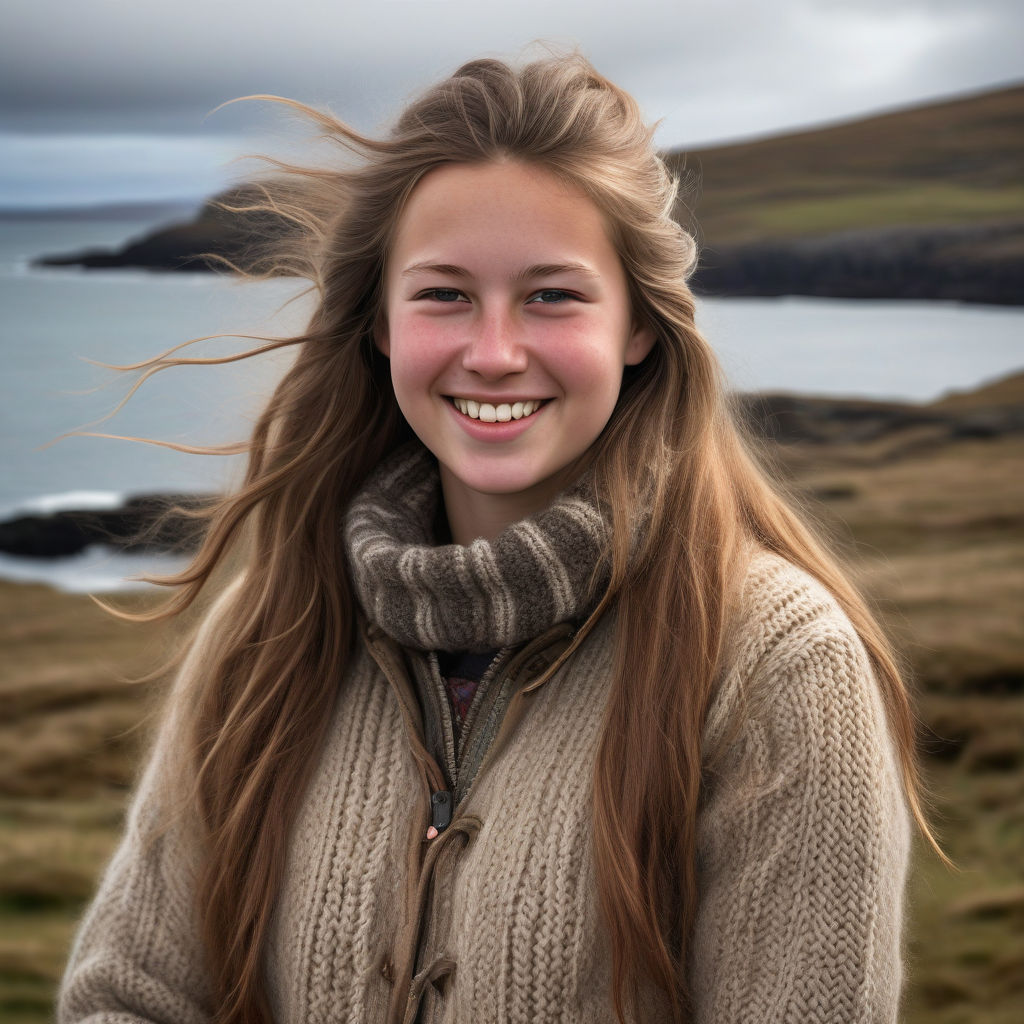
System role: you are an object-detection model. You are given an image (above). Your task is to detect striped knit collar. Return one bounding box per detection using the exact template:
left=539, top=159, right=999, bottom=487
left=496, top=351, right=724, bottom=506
left=343, top=443, right=610, bottom=652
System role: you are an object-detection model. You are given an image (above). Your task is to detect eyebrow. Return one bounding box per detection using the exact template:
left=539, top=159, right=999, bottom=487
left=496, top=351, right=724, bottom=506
left=400, top=261, right=600, bottom=281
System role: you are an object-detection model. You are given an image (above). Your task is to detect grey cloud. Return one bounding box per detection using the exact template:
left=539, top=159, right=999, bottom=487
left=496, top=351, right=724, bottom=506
left=1, top=0, right=1020, bottom=146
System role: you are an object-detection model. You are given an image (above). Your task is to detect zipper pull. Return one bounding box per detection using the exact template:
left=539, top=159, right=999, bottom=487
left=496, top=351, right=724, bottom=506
left=426, top=790, right=452, bottom=840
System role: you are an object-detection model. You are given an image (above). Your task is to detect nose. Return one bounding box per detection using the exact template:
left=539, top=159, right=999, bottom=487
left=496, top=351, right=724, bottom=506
left=461, top=308, right=528, bottom=380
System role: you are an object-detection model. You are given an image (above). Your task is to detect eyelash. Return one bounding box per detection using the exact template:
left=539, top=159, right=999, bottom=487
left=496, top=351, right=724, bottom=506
left=417, top=288, right=576, bottom=305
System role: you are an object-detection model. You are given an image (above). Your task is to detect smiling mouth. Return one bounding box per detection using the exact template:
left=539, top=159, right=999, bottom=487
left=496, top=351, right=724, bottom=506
left=448, top=397, right=547, bottom=422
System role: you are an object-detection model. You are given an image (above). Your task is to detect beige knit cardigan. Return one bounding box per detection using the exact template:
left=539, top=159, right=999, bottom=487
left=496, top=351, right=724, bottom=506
left=58, top=550, right=911, bottom=1023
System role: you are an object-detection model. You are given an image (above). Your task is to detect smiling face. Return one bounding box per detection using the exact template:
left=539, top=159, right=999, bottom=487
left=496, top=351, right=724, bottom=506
left=377, top=160, right=654, bottom=543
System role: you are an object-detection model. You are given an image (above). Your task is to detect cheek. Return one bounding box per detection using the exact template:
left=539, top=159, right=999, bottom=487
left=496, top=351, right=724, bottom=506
left=386, top=316, right=456, bottom=394
left=548, top=335, right=627, bottom=404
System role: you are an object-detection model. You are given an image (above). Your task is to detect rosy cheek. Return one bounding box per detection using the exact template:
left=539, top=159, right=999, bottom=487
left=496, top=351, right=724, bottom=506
left=389, top=316, right=454, bottom=365
left=539, top=334, right=620, bottom=388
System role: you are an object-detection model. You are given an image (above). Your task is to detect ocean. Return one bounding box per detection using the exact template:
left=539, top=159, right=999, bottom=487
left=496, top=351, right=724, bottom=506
left=2, top=214, right=1022, bottom=590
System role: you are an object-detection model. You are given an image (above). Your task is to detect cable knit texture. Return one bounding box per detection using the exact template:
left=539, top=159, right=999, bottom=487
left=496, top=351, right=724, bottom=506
left=58, top=450, right=911, bottom=1024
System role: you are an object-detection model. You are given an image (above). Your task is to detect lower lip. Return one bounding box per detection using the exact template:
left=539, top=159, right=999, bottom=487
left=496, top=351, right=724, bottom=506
left=446, top=399, right=548, bottom=442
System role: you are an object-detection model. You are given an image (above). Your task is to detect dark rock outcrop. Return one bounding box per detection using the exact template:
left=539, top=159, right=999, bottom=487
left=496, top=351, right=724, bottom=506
left=0, top=495, right=215, bottom=559
left=738, top=390, right=1024, bottom=446
left=691, top=222, right=1024, bottom=306
left=35, top=186, right=291, bottom=273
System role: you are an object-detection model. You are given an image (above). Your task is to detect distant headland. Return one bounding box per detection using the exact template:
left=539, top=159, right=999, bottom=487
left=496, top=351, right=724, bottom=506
left=35, top=83, right=1024, bottom=305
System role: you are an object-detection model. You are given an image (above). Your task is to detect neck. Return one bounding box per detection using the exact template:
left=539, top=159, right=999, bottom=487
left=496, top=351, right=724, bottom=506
left=440, top=465, right=576, bottom=544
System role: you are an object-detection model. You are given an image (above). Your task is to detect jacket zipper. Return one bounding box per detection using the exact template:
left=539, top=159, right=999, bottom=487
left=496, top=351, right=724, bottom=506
left=450, top=623, right=576, bottom=809
left=361, top=617, right=577, bottom=1023
left=364, top=618, right=577, bottom=829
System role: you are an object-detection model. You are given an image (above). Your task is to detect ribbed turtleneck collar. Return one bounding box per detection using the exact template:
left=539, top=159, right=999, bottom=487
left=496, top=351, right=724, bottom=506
left=343, top=443, right=610, bottom=652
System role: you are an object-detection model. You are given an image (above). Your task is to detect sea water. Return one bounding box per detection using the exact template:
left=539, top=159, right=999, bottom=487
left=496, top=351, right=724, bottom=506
left=2, top=215, right=1022, bottom=589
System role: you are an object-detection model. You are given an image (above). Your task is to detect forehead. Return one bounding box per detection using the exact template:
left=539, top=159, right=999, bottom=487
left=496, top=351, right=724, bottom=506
left=388, top=161, right=621, bottom=274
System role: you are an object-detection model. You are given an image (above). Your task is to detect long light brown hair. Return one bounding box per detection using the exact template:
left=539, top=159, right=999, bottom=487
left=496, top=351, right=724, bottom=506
left=106, top=52, right=945, bottom=1024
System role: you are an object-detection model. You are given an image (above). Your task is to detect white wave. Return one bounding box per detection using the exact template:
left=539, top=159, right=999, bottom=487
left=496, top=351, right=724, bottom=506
left=1, top=490, right=128, bottom=518
left=9, top=263, right=220, bottom=285
left=0, top=546, right=190, bottom=593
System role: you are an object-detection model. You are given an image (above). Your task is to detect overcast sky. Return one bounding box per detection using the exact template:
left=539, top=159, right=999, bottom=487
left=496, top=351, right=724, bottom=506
left=1, top=0, right=1021, bottom=207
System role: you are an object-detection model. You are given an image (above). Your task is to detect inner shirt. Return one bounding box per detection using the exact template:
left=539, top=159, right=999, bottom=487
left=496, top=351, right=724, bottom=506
left=436, top=649, right=500, bottom=737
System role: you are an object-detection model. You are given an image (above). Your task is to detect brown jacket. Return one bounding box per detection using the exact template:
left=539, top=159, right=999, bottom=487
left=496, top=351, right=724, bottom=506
left=58, top=551, right=911, bottom=1023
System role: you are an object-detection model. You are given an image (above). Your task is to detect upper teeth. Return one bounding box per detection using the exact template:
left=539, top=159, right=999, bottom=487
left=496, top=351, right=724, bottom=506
left=452, top=398, right=542, bottom=422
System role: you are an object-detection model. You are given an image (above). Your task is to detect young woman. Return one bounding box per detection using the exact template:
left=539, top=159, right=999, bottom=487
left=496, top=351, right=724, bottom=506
left=59, top=54, right=939, bottom=1024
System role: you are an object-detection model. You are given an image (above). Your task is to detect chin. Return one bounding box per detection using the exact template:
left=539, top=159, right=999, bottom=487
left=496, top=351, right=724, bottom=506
left=459, top=472, right=550, bottom=497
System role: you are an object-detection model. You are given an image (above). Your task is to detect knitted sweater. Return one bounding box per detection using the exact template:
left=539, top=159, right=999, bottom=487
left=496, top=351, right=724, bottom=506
left=58, top=445, right=911, bottom=1024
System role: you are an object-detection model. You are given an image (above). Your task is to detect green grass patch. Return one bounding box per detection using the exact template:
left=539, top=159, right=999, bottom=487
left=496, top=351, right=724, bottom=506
left=706, top=184, right=1024, bottom=242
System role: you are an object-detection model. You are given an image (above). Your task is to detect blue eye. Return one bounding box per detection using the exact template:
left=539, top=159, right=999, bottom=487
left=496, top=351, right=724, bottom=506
left=423, top=288, right=465, bottom=302
left=528, top=289, right=573, bottom=304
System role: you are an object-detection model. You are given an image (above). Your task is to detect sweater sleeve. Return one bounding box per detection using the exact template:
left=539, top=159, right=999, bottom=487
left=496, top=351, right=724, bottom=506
left=690, top=609, right=912, bottom=1023
left=57, top=581, right=243, bottom=1024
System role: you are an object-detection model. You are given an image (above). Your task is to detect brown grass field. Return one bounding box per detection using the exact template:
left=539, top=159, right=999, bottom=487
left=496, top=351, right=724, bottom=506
left=778, top=431, right=1024, bottom=1021
left=2, top=405, right=1023, bottom=1021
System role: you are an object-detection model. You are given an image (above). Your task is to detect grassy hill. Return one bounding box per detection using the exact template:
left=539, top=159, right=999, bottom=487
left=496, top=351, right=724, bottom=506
left=931, top=368, right=1024, bottom=411
left=668, top=81, right=1024, bottom=244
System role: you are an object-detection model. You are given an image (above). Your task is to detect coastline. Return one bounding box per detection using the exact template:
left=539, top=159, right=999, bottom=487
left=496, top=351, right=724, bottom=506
left=33, top=204, right=1024, bottom=307
left=2, top=372, right=1020, bottom=590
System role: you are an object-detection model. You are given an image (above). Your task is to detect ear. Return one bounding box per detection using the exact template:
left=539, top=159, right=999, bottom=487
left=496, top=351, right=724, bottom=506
left=373, top=315, right=391, bottom=358
left=624, top=321, right=656, bottom=366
